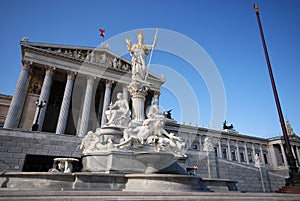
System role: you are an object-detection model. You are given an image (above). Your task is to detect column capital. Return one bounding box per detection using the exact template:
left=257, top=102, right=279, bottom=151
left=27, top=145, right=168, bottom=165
left=87, top=75, right=96, bottom=84
left=128, top=80, right=150, bottom=98
left=21, top=60, right=33, bottom=70
left=153, top=90, right=160, bottom=106
left=122, top=84, right=128, bottom=90
left=67, top=71, right=77, bottom=80
left=105, top=80, right=114, bottom=88
left=153, top=90, right=161, bottom=96
left=46, top=66, right=56, bottom=76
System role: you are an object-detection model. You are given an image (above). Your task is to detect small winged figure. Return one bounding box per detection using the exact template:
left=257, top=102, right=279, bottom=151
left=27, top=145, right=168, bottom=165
left=125, top=38, right=131, bottom=51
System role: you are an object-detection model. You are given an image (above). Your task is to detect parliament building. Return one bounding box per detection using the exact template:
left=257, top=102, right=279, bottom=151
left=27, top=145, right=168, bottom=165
left=1, top=38, right=300, bottom=192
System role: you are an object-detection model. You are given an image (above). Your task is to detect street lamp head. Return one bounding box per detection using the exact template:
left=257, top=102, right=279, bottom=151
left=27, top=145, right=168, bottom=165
left=36, top=99, right=39, bottom=105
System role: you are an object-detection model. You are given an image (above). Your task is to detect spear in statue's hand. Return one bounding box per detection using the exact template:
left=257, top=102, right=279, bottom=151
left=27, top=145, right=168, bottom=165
left=145, top=28, right=158, bottom=81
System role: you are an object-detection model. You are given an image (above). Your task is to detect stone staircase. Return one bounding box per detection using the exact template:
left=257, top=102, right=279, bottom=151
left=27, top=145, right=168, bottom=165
left=1, top=190, right=300, bottom=201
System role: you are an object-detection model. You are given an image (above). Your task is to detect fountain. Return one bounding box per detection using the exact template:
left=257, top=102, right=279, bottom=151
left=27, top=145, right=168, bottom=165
left=80, top=30, right=186, bottom=174
left=75, top=30, right=237, bottom=192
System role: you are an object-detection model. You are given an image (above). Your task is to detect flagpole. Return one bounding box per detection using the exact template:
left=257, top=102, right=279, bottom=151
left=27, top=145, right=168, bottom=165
left=253, top=4, right=300, bottom=187
left=145, top=28, right=158, bottom=81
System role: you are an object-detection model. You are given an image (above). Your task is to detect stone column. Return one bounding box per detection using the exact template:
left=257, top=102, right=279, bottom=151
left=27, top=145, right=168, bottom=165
left=279, top=143, right=288, bottom=167
left=269, top=144, right=278, bottom=167
left=227, top=139, right=232, bottom=161
left=78, top=76, right=95, bottom=137
left=153, top=90, right=160, bottom=105
left=291, top=145, right=299, bottom=167
left=291, top=145, right=296, bottom=159
left=97, top=86, right=105, bottom=122
left=55, top=71, right=76, bottom=134
left=244, top=142, right=249, bottom=164
left=295, top=146, right=300, bottom=166
left=218, top=138, right=222, bottom=158
left=128, top=80, right=149, bottom=122
left=252, top=143, right=256, bottom=163
left=4, top=61, right=31, bottom=128
left=203, top=137, right=218, bottom=178
left=236, top=141, right=241, bottom=163
left=260, top=144, right=265, bottom=165
left=101, top=80, right=113, bottom=127
left=35, top=66, right=55, bottom=131
left=199, top=135, right=202, bottom=151
left=122, top=84, right=129, bottom=103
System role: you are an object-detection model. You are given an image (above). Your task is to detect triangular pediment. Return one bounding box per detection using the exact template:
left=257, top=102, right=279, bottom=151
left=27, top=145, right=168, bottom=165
left=21, top=41, right=164, bottom=86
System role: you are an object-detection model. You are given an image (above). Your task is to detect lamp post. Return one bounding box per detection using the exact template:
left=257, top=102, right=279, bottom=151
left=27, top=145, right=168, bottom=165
left=253, top=4, right=300, bottom=186
left=32, top=99, right=46, bottom=131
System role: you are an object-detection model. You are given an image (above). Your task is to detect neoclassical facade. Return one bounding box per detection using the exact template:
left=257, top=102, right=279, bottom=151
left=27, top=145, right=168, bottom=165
left=4, top=40, right=163, bottom=136
left=2, top=39, right=300, bottom=179
left=165, top=120, right=300, bottom=176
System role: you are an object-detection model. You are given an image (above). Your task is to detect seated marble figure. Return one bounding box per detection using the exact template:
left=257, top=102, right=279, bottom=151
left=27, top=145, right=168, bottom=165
left=105, top=93, right=131, bottom=126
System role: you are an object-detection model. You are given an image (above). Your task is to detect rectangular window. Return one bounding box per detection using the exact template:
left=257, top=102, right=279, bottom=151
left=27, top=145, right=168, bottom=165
left=231, top=149, right=236, bottom=161
left=222, top=148, right=227, bottom=159
left=240, top=152, right=245, bottom=162
left=214, top=147, right=218, bottom=157
left=263, top=153, right=268, bottom=164
left=248, top=151, right=253, bottom=163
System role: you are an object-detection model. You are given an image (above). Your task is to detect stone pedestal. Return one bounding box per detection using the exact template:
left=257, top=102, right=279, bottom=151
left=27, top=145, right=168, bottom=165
left=82, top=151, right=178, bottom=174
left=0, top=172, right=238, bottom=192
left=128, top=80, right=150, bottom=123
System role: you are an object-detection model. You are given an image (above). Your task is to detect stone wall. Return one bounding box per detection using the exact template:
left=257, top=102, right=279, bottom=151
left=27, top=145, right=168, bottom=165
left=218, top=159, right=261, bottom=192
left=268, top=171, right=286, bottom=192
left=0, top=128, right=81, bottom=172
left=217, top=158, right=286, bottom=192
left=186, top=151, right=218, bottom=178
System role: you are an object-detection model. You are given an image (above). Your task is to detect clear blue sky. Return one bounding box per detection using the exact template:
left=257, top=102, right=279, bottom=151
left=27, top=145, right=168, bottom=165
left=0, top=0, right=299, bottom=138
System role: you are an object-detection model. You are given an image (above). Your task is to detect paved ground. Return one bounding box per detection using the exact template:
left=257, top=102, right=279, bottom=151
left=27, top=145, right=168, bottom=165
left=0, top=190, right=300, bottom=201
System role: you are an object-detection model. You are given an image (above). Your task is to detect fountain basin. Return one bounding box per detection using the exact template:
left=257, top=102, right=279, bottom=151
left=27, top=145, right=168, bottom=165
left=0, top=172, right=238, bottom=192
left=82, top=150, right=180, bottom=174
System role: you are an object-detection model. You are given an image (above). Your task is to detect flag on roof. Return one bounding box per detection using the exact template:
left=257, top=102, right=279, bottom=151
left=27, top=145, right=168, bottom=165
left=99, top=29, right=105, bottom=38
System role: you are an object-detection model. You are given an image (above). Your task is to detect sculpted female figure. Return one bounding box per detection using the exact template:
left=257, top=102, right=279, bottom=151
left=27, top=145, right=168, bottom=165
left=105, top=93, right=131, bottom=126
left=126, top=30, right=156, bottom=81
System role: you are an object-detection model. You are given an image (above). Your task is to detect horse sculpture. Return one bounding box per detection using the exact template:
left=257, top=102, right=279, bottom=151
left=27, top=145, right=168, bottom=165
left=223, top=120, right=234, bottom=130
